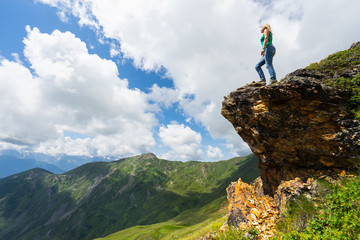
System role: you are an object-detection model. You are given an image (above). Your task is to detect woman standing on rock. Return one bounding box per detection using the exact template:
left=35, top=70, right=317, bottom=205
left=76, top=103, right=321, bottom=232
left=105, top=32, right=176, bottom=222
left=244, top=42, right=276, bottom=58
left=255, top=24, right=277, bottom=84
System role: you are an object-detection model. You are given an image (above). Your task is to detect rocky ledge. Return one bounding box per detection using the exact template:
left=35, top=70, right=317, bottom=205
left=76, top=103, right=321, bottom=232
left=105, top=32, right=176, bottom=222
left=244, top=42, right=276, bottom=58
left=222, top=75, right=359, bottom=195
left=221, top=42, right=360, bottom=238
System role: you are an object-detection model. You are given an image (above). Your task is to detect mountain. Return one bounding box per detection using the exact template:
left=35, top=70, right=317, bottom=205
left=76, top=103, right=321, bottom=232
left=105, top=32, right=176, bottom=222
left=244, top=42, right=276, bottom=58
left=100, top=42, right=360, bottom=240
left=97, top=193, right=229, bottom=240
left=0, top=150, right=115, bottom=175
left=0, top=153, right=260, bottom=240
left=0, top=155, right=64, bottom=178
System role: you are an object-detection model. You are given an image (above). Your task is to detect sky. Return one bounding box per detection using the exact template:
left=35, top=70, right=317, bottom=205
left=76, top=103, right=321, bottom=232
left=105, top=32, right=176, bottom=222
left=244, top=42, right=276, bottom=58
left=0, top=0, right=359, bottom=162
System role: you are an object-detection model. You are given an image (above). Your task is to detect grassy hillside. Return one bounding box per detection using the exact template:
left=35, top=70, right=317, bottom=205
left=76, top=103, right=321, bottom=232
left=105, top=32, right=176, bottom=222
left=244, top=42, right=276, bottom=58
left=97, top=196, right=229, bottom=240
left=0, top=153, right=259, bottom=240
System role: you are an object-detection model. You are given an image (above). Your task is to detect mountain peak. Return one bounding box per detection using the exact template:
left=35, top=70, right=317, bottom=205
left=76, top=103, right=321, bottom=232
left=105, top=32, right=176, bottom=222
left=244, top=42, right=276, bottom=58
left=128, top=152, right=158, bottom=162
left=139, top=152, right=157, bottom=159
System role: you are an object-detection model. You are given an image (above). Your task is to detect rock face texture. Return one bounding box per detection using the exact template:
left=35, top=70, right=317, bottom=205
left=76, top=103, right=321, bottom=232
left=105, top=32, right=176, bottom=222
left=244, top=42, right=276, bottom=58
left=220, top=41, right=360, bottom=239
left=226, top=177, right=318, bottom=238
left=222, top=77, right=359, bottom=195
left=226, top=178, right=278, bottom=237
left=226, top=172, right=349, bottom=238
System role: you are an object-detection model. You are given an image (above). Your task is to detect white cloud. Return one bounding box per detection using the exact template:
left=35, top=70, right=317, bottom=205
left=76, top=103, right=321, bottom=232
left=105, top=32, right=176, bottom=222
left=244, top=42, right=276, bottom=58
left=11, top=53, right=22, bottom=63
left=206, top=145, right=224, bottom=159
left=57, top=11, right=69, bottom=22
left=147, top=84, right=180, bottom=109
left=36, top=0, right=100, bottom=29
left=0, top=27, right=157, bottom=157
left=225, top=141, right=252, bottom=157
left=109, top=43, right=121, bottom=58
left=159, top=123, right=203, bottom=161
left=0, top=58, right=56, bottom=145
left=36, top=129, right=155, bottom=157
left=36, top=0, right=360, bottom=157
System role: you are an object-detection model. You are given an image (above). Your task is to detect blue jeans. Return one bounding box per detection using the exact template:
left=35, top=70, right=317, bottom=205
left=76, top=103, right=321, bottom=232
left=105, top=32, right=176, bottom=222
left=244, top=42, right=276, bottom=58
left=255, top=44, right=276, bottom=80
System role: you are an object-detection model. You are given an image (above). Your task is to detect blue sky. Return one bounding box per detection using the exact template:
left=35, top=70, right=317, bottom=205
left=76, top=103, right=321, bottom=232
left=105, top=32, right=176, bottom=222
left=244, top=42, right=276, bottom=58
left=1, top=0, right=359, bottom=162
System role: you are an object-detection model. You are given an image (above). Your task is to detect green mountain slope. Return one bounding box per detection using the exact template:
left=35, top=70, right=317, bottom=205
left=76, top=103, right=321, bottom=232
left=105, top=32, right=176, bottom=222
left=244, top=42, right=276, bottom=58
left=0, top=153, right=259, bottom=240
left=97, top=196, right=229, bottom=240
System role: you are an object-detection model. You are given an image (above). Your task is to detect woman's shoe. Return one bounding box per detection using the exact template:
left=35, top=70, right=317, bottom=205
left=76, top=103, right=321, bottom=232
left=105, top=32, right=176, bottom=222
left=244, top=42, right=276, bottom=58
left=270, top=79, right=277, bottom=85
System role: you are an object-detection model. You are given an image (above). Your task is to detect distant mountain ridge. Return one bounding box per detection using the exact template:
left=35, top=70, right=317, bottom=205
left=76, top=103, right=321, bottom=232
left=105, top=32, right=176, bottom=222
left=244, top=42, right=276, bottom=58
left=0, top=155, right=64, bottom=178
left=0, top=150, right=116, bottom=178
left=0, top=153, right=259, bottom=240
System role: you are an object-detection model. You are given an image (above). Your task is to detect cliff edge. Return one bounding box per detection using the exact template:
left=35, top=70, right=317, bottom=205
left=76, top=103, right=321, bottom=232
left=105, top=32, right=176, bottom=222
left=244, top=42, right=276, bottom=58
left=222, top=43, right=360, bottom=195
left=220, top=42, right=360, bottom=238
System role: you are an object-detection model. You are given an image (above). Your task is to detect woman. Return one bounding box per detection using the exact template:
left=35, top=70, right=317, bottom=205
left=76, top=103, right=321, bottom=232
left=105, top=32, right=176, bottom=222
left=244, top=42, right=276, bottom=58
left=255, top=24, right=277, bottom=84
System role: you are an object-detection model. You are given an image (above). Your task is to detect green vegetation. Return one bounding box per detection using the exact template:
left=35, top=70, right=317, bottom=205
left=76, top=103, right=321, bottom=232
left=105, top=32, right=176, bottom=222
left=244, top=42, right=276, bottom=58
left=276, top=195, right=317, bottom=234
left=98, top=199, right=258, bottom=240
left=96, top=154, right=260, bottom=240
left=193, top=174, right=360, bottom=240
left=332, top=75, right=360, bottom=117
left=98, top=45, right=360, bottom=240
left=306, top=44, right=360, bottom=117
left=306, top=45, right=360, bottom=75
left=275, top=175, right=360, bottom=240
left=96, top=196, right=229, bottom=240
left=0, top=153, right=260, bottom=240
left=210, top=227, right=259, bottom=240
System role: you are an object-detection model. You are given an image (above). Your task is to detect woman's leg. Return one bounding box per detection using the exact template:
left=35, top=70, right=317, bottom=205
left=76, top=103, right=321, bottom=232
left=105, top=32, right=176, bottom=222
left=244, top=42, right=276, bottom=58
left=255, top=57, right=266, bottom=81
left=265, top=45, right=276, bottom=81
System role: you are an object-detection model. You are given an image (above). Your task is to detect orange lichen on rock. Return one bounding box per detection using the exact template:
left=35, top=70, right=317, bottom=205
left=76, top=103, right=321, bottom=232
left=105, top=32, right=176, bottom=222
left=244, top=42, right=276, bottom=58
left=226, top=177, right=321, bottom=239
left=274, top=177, right=315, bottom=212
left=227, top=178, right=279, bottom=238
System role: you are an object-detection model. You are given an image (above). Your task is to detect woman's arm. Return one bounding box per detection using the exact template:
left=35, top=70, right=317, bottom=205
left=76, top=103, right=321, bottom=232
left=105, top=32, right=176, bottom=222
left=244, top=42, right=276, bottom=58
left=261, top=28, right=270, bottom=56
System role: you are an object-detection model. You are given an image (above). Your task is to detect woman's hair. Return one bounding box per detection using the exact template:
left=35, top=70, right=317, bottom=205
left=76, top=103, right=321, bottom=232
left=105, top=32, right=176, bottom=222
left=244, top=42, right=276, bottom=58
left=262, top=24, right=272, bottom=33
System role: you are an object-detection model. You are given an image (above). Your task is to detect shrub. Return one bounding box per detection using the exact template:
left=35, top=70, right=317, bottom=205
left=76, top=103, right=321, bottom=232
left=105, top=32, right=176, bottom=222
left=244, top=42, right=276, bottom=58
left=276, top=175, right=360, bottom=240
left=333, top=74, right=360, bottom=117
left=276, top=195, right=317, bottom=234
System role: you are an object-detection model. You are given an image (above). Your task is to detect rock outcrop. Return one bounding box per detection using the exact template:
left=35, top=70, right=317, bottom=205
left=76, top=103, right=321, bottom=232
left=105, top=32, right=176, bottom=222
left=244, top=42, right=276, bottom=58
left=226, top=177, right=317, bottom=238
left=226, top=171, right=348, bottom=239
left=222, top=75, right=359, bottom=195
left=226, top=178, right=279, bottom=237
left=221, top=42, right=360, bottom=238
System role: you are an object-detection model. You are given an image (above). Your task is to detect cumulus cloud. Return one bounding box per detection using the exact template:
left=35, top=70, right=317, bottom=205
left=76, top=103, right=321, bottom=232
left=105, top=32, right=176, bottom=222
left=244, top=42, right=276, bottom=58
left=36, top=0, right=100, bottom=29
left=0, top=26, right=157, bottom=157
left=147, top=84, right=180, bottom=109
left=0, top=58, right=56, bottom=146
left=159, top=123, right=203, bottom=161
left=206, top=146, right=224, bottom=159
left=34, top=0, right=360, bottom=158
left=57, top=11, right=69, bottom=22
